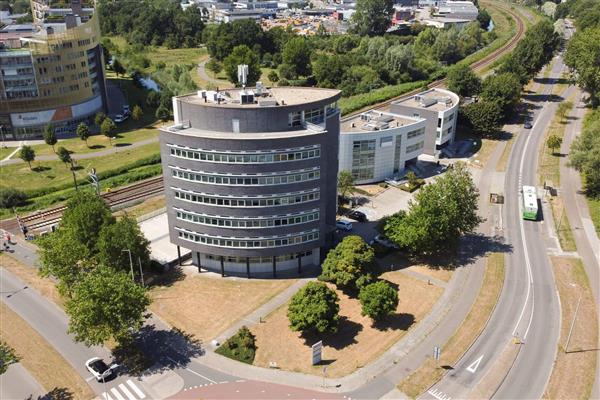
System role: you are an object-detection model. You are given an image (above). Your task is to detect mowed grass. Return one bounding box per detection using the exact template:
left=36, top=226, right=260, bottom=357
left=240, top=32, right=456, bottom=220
left=0, top=146, right=16, bottom=160
left=149, top=273, right=296, bottom=341
left=1, top=254, right=63, bottom=308
left=251, top=271, right=443, bottom=378
left=0, top=142, right=159, bottom=193
left=398, top=253, right=505, bottom=398
left=0, top=302, right=94, bottom=399
left=114, top=195, right=166, bottom=220
left=545, top=257, right=598, bottom=400
left=588, top=197, right=600, bottom=236
left=30, top=127, right=160, bottom=157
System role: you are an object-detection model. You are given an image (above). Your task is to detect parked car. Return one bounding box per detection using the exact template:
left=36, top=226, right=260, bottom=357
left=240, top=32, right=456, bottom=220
left=369, top=234, right=399, bottom=249
left=122, top=104, right=130, bottom=115
left=114, top=114, right=128, bottom=123
left=524, top=121, right=532, bottom=129
left=85, top=357, right=113, bottom=382
left=336, top=220, right=353, bottom=231
left=348, top=210, right=368, bottom=222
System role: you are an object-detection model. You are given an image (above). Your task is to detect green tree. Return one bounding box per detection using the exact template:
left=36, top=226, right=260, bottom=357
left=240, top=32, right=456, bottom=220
left=320, top=235, right=375, bottom=290
left=0, top=188, right=27, bottom=209
left=384, top=162, right=483, bottom=253
left=461, top=101, right=503, bottom=136
left=477, top=9, right=491, bottom=29
left=94, top=111, right=106, bottom=127
left=101, top=118, right=117, bottom=145
left=351, top=0, right=394, bottom=36
left=557, top=101, right=573, bottom=123
left=57, top=146, right=72, bottom=167
left=359, top=280, right=398, bottom=321
left=131, top=105, right=143, bottom=121
left=43, top=125, right=57, bottom=153
left=447, top=64, right=482, bottom=97
left=287, top=282, right=340, bottom=334
left=481, top=73, right=522, bottom=115
left=313, top=53, right=349, bottom=88
left=66, top=265, right=150, bottom=346
left=223, top=45, right=261, bottom=86
left=565, top=26, right=600, bottom=108
left=206, top=58, right=223, bottom=77
left=0, top=341, right=19, bottom=374
left=155, top=105, right=170, bottom=121
left=282, top=37, right=312, bottom=77
left=339, top=65, right=384, bottom=96
left=267, top=70, right=279, bottom=83
left=112, top=58, right=126, bottom=77
left=19, top=145, right=35, bottom=170
left=547, top=134, right=563, bottom=155
left=76, top=122, right=90, bottom=146
left=337, top=170, right=355, bottom=203
left=97, top=216, right=150, bottom=275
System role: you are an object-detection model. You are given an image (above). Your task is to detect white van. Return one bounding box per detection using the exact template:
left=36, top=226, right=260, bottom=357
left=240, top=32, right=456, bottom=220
left=336, top=220, right=353, bottom=231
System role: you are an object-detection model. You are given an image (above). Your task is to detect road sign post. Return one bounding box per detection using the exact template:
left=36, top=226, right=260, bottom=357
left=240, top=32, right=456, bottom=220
left=433, top=346, right=441, bottom=362
left=312, top=340, right=322, bottom=366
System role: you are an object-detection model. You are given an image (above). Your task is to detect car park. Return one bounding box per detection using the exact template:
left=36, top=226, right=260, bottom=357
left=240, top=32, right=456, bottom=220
left=85, top=357, right=114, bottom=382
left=336, top=220, right=353, bottom=231
left=348, top=210, right=368, bottom=222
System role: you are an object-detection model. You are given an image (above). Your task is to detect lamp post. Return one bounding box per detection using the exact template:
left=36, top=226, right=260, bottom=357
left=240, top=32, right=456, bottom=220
left=122, top=249, right=134, bottom=281
left=137, top=256, right=145, bottom=287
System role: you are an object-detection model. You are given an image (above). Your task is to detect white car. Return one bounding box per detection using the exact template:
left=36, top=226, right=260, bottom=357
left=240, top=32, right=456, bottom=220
left=114, top=114, right=128, bottom=123
left=336, top=220, right=353, bottom=231
left=122, top=105, right=130, bottom=115
left=85, top=357, right=113, bottom=382
left=370, top=234, right=399, bottom=249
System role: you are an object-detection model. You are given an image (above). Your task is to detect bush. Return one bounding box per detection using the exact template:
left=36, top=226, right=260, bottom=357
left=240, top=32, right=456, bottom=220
left=0, top=188, right=27, bottom=209
left=339, top=81, right=428, bottom=115
left=359, top=280, right=399, bottom=321
left=399, top=179, right=425, bottom=192
left=215, top=326, right=256, bottom=364
left=288, top=282, right=340, bottom=334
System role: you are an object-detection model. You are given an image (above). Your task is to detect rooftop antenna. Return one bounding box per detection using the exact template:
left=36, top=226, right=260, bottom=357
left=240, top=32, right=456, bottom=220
left=237, top=64, right=249, bottom=90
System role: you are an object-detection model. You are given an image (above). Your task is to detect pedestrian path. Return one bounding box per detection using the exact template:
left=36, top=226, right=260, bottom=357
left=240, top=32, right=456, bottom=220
left=98, top=380, right=147, bottom=400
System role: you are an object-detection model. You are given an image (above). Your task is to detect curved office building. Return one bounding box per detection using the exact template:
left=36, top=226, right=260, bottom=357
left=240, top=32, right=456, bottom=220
left=160, top=86, right=341, bottom=277
left=0, top=0, right=107, bottom=140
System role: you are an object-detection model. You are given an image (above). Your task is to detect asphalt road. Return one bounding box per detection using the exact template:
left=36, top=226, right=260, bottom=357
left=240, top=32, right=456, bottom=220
left=421, top=56, right=566, bottom=400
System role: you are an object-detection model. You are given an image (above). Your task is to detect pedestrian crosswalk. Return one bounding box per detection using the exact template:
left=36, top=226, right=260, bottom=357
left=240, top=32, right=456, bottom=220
left=100, top=380, right=146, bottom=400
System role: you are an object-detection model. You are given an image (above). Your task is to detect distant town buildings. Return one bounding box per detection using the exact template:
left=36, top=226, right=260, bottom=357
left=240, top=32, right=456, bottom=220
left=160, top=86, right=341, bottom=276
left=0, top=0, right=107, bottom=140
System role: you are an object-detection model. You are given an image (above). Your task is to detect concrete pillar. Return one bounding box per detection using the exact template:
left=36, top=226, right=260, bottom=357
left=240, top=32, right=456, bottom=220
left=177, top=245, right=182, bottom=266
left=297, top=253, right=302, bottom=275
left=272, top=256, right=276, bottom=278
left=246, top=257, right=250, bottom=279
left=196, top=252, right=201, bottom=273
left=220, top=256, right=225, bottom=277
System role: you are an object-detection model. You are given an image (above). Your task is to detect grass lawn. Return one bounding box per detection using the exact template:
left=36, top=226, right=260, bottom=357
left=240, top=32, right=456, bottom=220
left=114, top=195, right=166, bottom=220
left=545, top=257, right=598, bottom=400
left=587, top=197, right=600, bottom=236
left=0, top=142, right=159, bottom=194
left=398, top=252, right=505, bottom=398
left=149, top=272, right=296, bottom=341
left=251, top=271, right=443, bottom=378
left=0, top=146, right=16, bottom=160
left=0, top=302, right=94, bottom=399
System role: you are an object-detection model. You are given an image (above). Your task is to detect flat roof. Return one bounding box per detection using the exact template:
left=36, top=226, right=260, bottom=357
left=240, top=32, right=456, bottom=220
left=341, top=110, right=422, bottom=133
left=178, top=86, right=341, bottom=108
left=162, top=123, right=324, bottom=139
left=393, top=88, right=458, bottom=111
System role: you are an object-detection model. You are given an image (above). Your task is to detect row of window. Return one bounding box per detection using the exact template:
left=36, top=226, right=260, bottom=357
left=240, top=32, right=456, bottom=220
left=169, top=146, right=320, bottom=164
left=173, top=188, right=320, bottom=207
left=171, top=167, right=320, bottom=186
left=407, top=127, right=426, bottom=139
left=175, top=208, right=319, bottom=228
left=177, top=228, right=320, bottom=249
left=205, top=250, right=313, bottom=264
left=406, top=141, right=424, bottom=153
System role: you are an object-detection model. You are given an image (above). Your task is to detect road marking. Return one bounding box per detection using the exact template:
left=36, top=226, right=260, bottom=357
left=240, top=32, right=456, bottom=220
left=165, top=356, right=217, bottom=383
left=86, top=376, right=95, bottom=382
left=110, top=388, right=126, bottom=400
left=118, top=383, right=136, bottom=400
left=126, top=380, right=146, bottom=399
left=466, top=355, right=484, bottom=373
left=427, top=388, right=452, bottom=400
left=102, top=393, right=113, bottom=400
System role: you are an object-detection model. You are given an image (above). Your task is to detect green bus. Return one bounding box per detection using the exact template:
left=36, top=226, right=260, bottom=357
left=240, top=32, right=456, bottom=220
left=522, top=185, right=538, bottom=220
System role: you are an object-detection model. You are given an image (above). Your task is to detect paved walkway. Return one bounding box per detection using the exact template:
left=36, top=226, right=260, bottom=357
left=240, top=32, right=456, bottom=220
left=0, top=136, right=159, bottom=166
left=197, top=59, right=232, bottom=88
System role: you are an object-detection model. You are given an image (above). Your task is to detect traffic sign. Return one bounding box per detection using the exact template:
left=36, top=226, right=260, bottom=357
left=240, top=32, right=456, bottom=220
left=433, top=346, right=441, bottom=361
left=312, top=340, right=322, bottom=365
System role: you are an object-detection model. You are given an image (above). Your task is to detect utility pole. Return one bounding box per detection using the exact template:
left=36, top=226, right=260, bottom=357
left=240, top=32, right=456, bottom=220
left=122, top=249, right=134, bottom=281
left=137, top=256, right=145, bottom=287
left=565, top=291, right=583, bottom=353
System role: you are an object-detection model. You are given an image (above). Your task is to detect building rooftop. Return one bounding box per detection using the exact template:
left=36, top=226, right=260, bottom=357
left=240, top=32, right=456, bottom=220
left=392, top=88, right=458, bottom=112
left=177, top=86, right=341, bottom=108
left=341, top=110, right=422, bottom=133
left=164, top=120, right=325, bottom=139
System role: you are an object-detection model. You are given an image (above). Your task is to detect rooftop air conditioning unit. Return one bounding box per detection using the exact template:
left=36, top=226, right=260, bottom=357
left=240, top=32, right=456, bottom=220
left=258, top=99, right=277, bottom=107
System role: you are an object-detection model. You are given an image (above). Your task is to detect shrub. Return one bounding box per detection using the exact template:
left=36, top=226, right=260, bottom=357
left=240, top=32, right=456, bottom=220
left=215, top=326, right=256, bottom=364
left=359, top=280, right=399, bottom=321
left=0, top=188, right=27, bottom=209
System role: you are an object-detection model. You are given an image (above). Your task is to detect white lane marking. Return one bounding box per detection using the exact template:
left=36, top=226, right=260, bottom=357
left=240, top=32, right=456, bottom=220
left=118, top=383, right=136, bottom=400
left=166, top=356, right=217, bottom=383
left=102, top=393, right=113, bottom=400
left=86, top=376, right=95, bottom=382
left=466, top=355, right=484, bottom=373
left=110, top=388, right=126, bottom=400
left=427, top=388, right=452, bottom=400
left=512, top=110, right=539, bottom=340
left=126, top=380, right=146, bottom=399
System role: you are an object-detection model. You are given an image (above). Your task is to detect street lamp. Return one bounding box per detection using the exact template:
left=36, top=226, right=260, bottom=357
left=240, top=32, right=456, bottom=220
left=122, top=249, right=134, bottom=281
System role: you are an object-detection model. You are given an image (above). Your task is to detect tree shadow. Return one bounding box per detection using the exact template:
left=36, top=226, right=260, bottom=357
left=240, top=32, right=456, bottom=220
left=372, top=313, right=415, bottom=332
left=70, top=165, right=84, bottom=171
left=301, top=317, right=363, bottom=350
left=533, top=77, right=570, bottom=86
left=128, top=324, right=204, bottom=376
left=30, top=387, right=73, bottom=400
left=522, top=93, right=564, bottom=103
left=32, top=166, right=51, bottom=172
left=115, top=142, right=132, bottom=147
left=89, top=144, right=105, bottom=150
left=145, top=265, right=185, bottom=288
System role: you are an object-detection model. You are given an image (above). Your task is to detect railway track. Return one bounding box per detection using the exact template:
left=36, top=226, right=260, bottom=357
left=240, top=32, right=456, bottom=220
left=1, top=3, right=525, bottom=235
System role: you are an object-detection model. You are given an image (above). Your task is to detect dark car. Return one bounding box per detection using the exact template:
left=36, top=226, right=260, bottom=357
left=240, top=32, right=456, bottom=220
left=524, top=121, right=533, bottom=129
left=348, top=210, right=368, bottom=222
